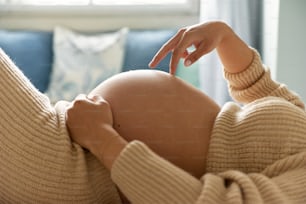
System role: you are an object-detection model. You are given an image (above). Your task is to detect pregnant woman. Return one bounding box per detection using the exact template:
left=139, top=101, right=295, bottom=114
left=1, top=21, right=306, bottom=204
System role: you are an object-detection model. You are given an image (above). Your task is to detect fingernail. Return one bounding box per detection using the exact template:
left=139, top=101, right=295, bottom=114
left=185, top=60, right=192, bottom=67
left=148, top=61, right=154, bottom=68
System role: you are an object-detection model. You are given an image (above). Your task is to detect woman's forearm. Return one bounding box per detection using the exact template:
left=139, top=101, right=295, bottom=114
left=216, top=22, right=254, bottom=74
left=91, top=127, right=128, bottom=171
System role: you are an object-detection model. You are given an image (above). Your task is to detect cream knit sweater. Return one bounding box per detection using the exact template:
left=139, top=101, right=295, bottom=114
left=1, top=47, right=306, bottom=204
left=111, top=49, right=306, bottom=204
left=0, top=49, right=121, bottom=203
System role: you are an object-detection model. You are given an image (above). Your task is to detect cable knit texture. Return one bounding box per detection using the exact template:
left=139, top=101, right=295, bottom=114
left=0, top=49, right=121, bottom=203
left=112, top=48, right=306, bottom=204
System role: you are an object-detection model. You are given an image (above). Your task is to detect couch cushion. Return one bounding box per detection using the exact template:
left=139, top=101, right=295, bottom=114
left=0, top=29, right=176, bottom=93
left=0, top=30, right=53, bottom=92
left=123, top=30, right=176, bottom=72
left=46, top=27, right=128, bottom=102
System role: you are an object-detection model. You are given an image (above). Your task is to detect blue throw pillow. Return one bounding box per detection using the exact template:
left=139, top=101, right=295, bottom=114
left=123, top=30, right=176, bottom=72
left=0, top=30, right=53, bottom=92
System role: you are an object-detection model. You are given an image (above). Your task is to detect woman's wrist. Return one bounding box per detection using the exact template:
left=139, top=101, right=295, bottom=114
left=101, top=136, right=128, bottom=171
left=90, top=127, right=128, bottom=171
left=216, top=22, right=253, bottom=74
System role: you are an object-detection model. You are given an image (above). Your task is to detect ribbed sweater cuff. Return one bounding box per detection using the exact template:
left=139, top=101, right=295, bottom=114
left=111, top=141, right=202, bottom=204
left=224, top=48, right=264, bottom=89
left=223, top=48, right=279, bottom=103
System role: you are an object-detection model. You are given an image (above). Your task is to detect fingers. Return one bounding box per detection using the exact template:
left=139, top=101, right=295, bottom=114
left=150, top=25, right=210, bottom=74
left=74, top=94, right=87, bottom=101
left=69, top=94, right=108, bottom=110
left=169, top=30, right=196, bottom=74
left=66, top=94, right=111, bottom=128
left=87, top=94, right=104, bottom=104
left=149, top=29, right=186, bottom=69
left=74, top=94, right=104, bottom=103
left=183, top=42, right=210, bottom=67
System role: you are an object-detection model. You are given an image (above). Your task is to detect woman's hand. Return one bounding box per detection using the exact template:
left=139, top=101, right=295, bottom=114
left=66, top=94, right=127, bottom=170
left=149, top=21, right=253, bottom=75
left=149, top=21, right=228, bottom=74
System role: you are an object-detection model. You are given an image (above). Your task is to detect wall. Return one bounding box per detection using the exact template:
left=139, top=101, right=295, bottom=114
left=277, top=0, right=306, bottom=102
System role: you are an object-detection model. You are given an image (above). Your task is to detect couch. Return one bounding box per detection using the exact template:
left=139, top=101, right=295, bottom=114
left=0, top=28, right=199, bottom=100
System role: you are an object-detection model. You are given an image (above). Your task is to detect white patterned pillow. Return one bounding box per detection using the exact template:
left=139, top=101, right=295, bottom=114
left=46, top=26, right=128, bottom=103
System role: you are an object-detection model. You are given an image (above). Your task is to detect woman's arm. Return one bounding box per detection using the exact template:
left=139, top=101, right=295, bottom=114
left=111, top=141, right=306, bottom=204
left=150, top=21, right=305, bottom=108
left=224, top=47, right=305, bottom=108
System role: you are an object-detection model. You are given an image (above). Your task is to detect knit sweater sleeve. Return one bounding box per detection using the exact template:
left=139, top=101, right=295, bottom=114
left=224, top=48, right=305, bottom=109
left=0, top=49, right=121, bottom=203
left=111, top=141, right=306, bottom=204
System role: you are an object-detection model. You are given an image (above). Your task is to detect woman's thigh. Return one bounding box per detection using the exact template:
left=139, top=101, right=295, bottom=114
left=89, top=70, right=220, bottom=178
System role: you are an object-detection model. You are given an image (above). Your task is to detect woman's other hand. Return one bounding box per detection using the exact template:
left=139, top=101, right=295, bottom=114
left=66, top=94, right=127, bottom=170
left=149, top=21, right=228, bottom=74
left=149, top=21, right=253, bottom=75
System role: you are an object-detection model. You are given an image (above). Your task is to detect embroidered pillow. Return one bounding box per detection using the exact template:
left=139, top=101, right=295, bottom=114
left=46, top=26, right=128, bottom=102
